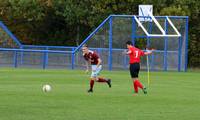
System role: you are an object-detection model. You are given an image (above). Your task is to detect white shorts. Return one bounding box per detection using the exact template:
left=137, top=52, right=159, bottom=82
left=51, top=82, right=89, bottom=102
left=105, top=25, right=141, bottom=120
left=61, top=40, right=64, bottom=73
left=91, top=65, right=102, bottom=78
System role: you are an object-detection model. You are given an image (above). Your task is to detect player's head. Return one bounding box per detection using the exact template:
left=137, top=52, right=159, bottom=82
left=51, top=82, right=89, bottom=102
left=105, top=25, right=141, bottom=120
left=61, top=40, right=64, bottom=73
left=82, top=44, right=89, bottom=54
left=126, top=41, right=133, bottom=48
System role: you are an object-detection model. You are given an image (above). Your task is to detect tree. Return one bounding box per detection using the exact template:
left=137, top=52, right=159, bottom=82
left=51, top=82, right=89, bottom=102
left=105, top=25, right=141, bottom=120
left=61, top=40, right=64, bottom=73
left=0, top=0, right=199, bottom=67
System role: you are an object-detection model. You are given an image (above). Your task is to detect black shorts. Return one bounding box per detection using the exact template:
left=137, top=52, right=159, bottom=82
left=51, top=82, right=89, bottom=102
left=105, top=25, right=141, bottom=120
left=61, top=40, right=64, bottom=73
left=129, top=63, right=140, bottom=78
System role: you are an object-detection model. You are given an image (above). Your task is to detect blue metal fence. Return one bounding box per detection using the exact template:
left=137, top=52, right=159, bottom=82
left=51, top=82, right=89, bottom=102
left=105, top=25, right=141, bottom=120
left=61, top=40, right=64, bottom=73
left=0, top=15, right=189, bottom=71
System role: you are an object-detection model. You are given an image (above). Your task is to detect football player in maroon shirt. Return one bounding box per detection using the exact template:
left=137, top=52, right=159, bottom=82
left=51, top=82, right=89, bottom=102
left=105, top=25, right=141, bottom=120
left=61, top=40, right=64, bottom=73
left=82, top=44, right=111, bottom=93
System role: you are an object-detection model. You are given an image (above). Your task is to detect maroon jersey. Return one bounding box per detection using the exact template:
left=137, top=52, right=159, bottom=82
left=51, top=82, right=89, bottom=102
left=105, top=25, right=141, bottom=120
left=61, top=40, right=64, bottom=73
left=128, top=46, right=145, bottom=64
left=83, top=50, right=99, bottom=65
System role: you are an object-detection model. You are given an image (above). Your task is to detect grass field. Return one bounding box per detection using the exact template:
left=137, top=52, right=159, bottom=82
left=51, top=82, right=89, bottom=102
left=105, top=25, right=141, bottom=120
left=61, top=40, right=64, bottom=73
left=0, top=68, right=199, bottom=120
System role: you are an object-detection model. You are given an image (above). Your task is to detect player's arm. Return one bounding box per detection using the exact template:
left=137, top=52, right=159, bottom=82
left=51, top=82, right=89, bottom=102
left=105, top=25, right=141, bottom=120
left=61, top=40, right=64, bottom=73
left=123, top=49, right=131, bottom=55
left=144, top=51, right=152, bottom=55
left=96, top=58, right=102, bottom=69
left=126, top=50, right=132, bottom=55
left=85, top=61, right=91, bottom=73
left=83, top=54, right=90, bottom=73
left=144, top=48, right=154, bottom=55
left=85, top=61, right=89, bottom=70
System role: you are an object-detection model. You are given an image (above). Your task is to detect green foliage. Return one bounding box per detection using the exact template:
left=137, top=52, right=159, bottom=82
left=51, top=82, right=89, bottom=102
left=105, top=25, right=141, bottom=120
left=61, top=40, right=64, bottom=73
left=0, top=0, right=199, bottom=67
left=8, top=0, right=46, bottom=21
left=160, top=6, right=190, bottom=16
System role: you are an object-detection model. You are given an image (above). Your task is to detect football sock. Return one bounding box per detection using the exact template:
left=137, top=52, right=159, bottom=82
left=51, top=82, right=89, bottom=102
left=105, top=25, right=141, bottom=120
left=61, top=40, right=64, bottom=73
left=90, top=80, right=94, bottom=90
left=97, top=77, right=107, bottom=82
left=135, top=80, right=144, bottom=89
left=133, top=81, right=138, bottom=93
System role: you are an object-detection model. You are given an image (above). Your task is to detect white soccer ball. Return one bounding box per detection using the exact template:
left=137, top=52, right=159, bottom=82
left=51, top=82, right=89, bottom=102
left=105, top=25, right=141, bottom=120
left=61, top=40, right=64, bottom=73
left=42, top=84, right=52, bottom=92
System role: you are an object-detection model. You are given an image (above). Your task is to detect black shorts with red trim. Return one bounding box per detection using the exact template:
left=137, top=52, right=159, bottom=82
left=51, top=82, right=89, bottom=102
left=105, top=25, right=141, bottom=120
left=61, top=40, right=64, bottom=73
left=129, top=63, right=140, bottom=78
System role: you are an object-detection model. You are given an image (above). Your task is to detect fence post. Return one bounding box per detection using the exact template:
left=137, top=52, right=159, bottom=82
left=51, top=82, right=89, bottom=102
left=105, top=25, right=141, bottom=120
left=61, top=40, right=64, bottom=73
left=147, top=18, right=152, bottom=71
left=184, top=17, right=189, bottom=72
left=178, top=36, right=182, bottom=72
left=20, top=46, right=24, bottom=65
left=71, top=48, right=75, bottom=69
left=164, top=17, right=168, bottom=71
left=13, top=51, right=18, bottom=68
left=108, top=16, right=113, bottom=71
left=42, top=47, right=48, bottom=69
left=132, top=17, right=136, bottom=45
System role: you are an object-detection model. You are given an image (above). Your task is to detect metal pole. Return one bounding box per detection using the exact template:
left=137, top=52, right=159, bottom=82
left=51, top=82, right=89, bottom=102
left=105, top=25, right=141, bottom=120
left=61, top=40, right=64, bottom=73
left=132, top=17, right=136, bottom=45
left=164, top=17, right=168, bottom=71
left=108, top=17, right=113, bottom=71
left=184, top=18, right=189, bottom=71
left=71, top=48, right=75, bottom=69
left=42, top=47, right=48, bottom=69
left=178, top=36, right=182, bottom=72
left=13, top=51, right=18, bottom=68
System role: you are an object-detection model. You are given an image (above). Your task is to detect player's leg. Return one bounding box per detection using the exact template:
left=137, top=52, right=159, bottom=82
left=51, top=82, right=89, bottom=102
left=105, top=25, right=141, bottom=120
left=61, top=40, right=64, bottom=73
left=87, top=66, right=97, bottom=93
left=97, top=77, right=112, bottom=88
left=88, top=77, right=95, bottom=93
left=133, top=63, right=147, bottom=94
left=134, top=79, right=147, bottom=94
left=95, top=65, right=112, bottom=88
left=88, top=65, right=102, bottom=93
left=130, top=63, right=139, bottom=93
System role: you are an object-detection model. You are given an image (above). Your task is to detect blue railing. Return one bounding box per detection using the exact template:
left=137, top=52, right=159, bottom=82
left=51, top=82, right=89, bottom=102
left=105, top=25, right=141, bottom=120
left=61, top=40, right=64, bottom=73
left=0, top=47, right=178, bottom=70
left=0, top=15, right=189, bottom=71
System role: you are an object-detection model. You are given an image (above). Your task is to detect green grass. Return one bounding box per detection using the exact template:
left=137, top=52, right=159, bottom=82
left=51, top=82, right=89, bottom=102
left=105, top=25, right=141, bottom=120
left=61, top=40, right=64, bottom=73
left=0, top=68, right=199, bottom=120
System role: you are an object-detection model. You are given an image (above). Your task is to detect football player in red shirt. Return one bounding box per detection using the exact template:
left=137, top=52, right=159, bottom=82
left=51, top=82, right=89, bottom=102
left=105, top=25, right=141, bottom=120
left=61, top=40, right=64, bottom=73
left=82, top=44, right=111, bottom=93
left=125, top=41, right=152, bottom=95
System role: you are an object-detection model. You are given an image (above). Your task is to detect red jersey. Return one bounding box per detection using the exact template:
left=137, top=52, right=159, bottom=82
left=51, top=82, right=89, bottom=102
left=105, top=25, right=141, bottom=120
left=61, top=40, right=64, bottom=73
left=128, top=46, right=145, bottom=64
left=83, top=50, right=99, bottom=65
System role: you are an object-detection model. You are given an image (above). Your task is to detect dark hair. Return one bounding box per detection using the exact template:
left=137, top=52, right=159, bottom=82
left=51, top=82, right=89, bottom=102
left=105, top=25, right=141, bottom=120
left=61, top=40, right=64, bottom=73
left=126, top=41, right=133, bottom=45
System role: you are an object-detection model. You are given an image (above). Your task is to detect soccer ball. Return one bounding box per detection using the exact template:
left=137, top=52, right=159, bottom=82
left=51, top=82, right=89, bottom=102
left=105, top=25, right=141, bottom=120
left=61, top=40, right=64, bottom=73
left=42, top=84, right=52, bottom=92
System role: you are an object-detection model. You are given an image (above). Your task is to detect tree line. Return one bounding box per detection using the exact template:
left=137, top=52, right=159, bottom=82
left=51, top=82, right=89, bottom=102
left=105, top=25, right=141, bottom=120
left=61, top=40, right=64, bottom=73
left=0, top=0, right=199, bottom=68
